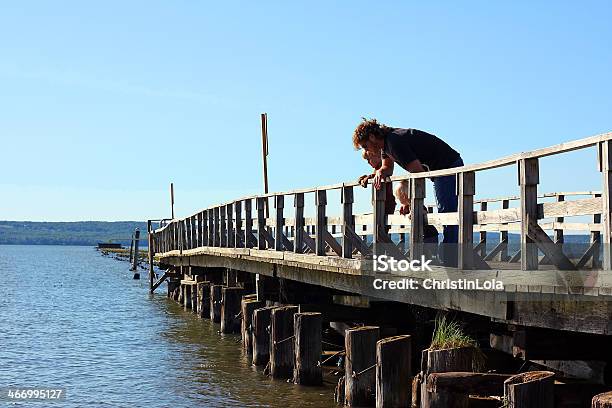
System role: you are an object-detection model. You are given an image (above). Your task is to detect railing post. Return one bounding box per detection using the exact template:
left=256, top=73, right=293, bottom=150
left=196, top=212, right=202, bottom=247
left=410, top=178, right=425, bottom=261
left=234, top=201, right=242, bottom=248
left=479, top=202, right=487, bottom=258
left=593, top=193, right=602, bottom=268
left=202, top=210, right=208, bottom=247
left=600, top=140, right=612, bottom=270
left=220, top=205, right=227, bottom=247
left=458, top=171, right=476, bottom=269
left=256, top=197, right=267, bottom=250
left=294, top=193, right=305, bottom=254
left=500, top=199, right=510, bottom=261
left=245, top=199, right=253, bottom=248
left=554, top=194, right=565, bottom=245
left=275, top=195, right=284, bottom=251
left=213, top=207, right=220, bottom=247
left=208, top=208, right=215, bottom=247
left=342, top=185, right=354, bottom=259
left=226, top=203, right=234, bottom=247
left=519, top=158, right=539, bottom=270
left=315, top=190, right=327, bottom=256
left=373, top=182, right=388, bottom=257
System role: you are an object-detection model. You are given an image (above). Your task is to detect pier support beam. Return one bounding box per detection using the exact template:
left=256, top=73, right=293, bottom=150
left=241, top=297, right=264, bottom=353
left=270, top=305, right=299, bottom=379
left=210, top=284, right=222, bottom=323
left=252, top=306, right=277, bottom=366
left=221, top=287, right=245, bottom=334
left=293, top=312, right=322, bottom=385
left=376, top=335, right=412, bottom=408
left=183, top=284, right=192, bottom=310
left=345, top=326, right=380, bottom=407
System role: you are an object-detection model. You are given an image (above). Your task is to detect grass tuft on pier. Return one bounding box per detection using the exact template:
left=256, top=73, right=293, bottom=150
left=429, top=315, right=478, bottom=350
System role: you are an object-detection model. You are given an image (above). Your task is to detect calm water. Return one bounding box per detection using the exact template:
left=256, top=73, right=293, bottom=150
left=0, top=245, right=334, bottom=407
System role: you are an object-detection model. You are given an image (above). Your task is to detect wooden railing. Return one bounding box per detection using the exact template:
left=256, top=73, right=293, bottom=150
left=150, top=131, right=612, bottom=271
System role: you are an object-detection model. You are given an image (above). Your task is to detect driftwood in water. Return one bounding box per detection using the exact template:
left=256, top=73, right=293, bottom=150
left=503, top=371, right=555, bottom=408
left=345, top=326, right=380, bottom=407
left=292, top=312, right=322, bottom=385
left=220, top=287, right=244, bottom=334
left=593, top=392, right=612, bottom=407
left=252, top=306, right=277, bottom=366
left=210, top=285, right=222, bottom=323
left=270, top=305, right=299, bottom=379
left=376, top=335, right=412, bottom=408
left=241, top=297, right=263, bottom=353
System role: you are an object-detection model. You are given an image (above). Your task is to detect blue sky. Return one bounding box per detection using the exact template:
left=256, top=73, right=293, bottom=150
left=1, top=1, right=611, bottom=221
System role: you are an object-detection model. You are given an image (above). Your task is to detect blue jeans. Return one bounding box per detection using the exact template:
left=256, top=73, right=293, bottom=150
left=433, top=157, right=464, bottom=265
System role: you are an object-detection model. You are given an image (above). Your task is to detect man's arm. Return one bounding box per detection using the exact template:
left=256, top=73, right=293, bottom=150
left=403, top=159, right=426, bottom=173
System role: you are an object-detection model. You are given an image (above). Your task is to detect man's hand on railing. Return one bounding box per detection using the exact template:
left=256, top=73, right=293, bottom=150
left=399, top=203, right=411, bottom=216
left=357, top=174, right=374, bottom=188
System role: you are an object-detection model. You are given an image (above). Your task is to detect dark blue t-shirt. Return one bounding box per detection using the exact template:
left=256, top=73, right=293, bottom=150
left=381, top=127, right=460, bottom=171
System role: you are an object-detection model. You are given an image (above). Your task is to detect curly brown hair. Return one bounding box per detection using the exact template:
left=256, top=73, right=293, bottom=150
left=352, top=118, right=387, bottom=150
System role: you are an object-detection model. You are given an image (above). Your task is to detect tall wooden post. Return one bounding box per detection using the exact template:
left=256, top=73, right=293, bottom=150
left=131, top=228, right=141, bottom=279
left=315, top=190, right=327, bottom=256
left=410, top=178, right=426, bottom=261
left=342, top=185, right=354, bottom=259
left=261, top=113, right=269, bottom=195
left=599, top=140, right=612, bottom=270
left=294, top=193, right=305, bottom=254
left=128, top=232, right=134, bottom=265
left=519, top=158, right=539, bottom=270
left=345, top=326, right=380, bottom=407
left=458, top=171, right=475, bottom=269
left=147, top=221, right=154, bottom=291
left=170, top=182, right=175, bottom=219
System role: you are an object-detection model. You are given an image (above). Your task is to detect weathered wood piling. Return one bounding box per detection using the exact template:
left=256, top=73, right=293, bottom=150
left=252, top=306, right=277, bottom=366
left=593, top=392, right=612, bottom=407
left=270, top=305, right=299, bottom=379
left=376, top=335, right=412, bottom=408
left=241, top=297, right=264, bottom=353
left=220, top=287, right=244, bottom=334
left=293, top=312, right=322, bottom=385
left=503, top=371, right=555, bottom=408
left=345, top=326, right=380, bottom=407
left=210, top=284, right=222, bottom=323
left=420, top=346, right=477, bottom=408
left=197, top=281, right=211, bottom=318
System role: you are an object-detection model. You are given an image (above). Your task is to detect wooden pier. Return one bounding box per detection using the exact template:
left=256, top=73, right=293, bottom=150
left=147, top=132, right=612, bottom=407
